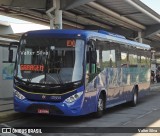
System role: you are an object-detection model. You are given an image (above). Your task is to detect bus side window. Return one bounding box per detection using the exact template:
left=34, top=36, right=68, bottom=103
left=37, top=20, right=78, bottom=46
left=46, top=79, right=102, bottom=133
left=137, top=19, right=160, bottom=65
left=146, top=52, right=151, bottom=67
left=109, top=43, right=116, bottom=68
left=141, top=55, right=146, bottom=67
left=102, top=47, right=111, bottom=68
left=128, top=47, right=137, bottom=67
left=97, top=41, right=117, bottom=69
left=142, top=50, right=150, bottom=67
left=120, top=44, right=129, bottom=67
left=96, top=41, right=111, bottom=70
left=121, top=52, right=128, bottom=67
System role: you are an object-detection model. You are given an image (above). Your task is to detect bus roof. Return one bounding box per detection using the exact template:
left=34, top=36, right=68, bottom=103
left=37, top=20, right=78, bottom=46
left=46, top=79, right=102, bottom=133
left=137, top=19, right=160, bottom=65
left=26, top=29, right=151, bottom=50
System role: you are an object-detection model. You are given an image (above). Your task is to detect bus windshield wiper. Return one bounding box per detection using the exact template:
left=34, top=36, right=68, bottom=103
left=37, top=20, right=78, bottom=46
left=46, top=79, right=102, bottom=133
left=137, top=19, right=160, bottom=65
left=14, top=76, right=30, bottom=85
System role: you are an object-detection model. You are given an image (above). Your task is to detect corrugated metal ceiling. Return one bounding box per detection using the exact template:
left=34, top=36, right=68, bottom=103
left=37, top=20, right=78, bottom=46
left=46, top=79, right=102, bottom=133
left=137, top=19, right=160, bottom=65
left=96, top=0, right=158, bottom=25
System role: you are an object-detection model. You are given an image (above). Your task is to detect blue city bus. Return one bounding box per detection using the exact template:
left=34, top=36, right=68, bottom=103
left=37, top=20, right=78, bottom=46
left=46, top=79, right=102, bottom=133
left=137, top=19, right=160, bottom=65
left=13, top=30, right=151, bottom=117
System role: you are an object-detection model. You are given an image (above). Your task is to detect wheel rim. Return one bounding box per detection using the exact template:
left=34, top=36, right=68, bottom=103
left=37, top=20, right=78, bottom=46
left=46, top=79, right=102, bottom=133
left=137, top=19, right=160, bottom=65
left=134, top=93, right=137, bottom=104
left=98, top=98, right=103, bottom=111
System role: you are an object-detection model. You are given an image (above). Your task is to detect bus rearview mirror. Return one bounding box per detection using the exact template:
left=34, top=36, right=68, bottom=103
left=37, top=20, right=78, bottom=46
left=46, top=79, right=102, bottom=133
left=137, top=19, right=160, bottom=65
left=8, top=42, right=19, bottom=63
left=8, top=49, right=13, bottom=62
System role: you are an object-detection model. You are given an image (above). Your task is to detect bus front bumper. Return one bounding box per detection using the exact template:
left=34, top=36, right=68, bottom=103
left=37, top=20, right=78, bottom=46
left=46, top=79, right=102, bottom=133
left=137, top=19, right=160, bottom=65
left=14, top=97, right=84, bottom=116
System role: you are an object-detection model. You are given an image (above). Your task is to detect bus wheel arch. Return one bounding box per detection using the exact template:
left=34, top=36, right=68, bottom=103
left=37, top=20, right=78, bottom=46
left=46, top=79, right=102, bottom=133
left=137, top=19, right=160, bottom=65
left=130, top=85, right=139, bottom=107
left=94, top=90, right=106, bottom=118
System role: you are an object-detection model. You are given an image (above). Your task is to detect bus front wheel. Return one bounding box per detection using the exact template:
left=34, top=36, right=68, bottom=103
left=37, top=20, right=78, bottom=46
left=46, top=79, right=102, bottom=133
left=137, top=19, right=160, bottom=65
left=130, top=88, right=138, bottom=107
left=94, top=93, right=105, bottom=118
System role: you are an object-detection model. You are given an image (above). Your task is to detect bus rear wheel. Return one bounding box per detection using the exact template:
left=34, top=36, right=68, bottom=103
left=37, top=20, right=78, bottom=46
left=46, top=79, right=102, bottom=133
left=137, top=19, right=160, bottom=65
left=94, top=93, right=105, bottom=118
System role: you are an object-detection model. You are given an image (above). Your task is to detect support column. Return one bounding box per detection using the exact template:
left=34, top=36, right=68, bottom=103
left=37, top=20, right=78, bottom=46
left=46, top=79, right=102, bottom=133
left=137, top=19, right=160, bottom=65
left=55, top=9, right=62, bottom=29
left=55, top=0, right=62, bottom=29
left=138, top=31, right=142, bottom=43
left=50, top=18, right=54, bottom=29
left=134, top=31, right=143, bottom=43
left=46, top=0, right=56, bottom=29
left=46, top=0, right=62, bottom=29
left=151, top=50, right=156, bottom=61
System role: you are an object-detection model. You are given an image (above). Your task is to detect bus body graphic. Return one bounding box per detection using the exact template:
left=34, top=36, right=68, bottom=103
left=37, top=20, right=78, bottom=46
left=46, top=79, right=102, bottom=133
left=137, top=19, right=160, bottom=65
left=13, top=30, right=151, bottom=116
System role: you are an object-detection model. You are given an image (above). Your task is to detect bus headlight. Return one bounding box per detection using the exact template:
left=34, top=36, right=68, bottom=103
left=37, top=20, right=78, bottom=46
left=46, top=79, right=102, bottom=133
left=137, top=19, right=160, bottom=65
left=65, top=92, right=83, bottom=103
left=14, top=90, right=26, bottom=100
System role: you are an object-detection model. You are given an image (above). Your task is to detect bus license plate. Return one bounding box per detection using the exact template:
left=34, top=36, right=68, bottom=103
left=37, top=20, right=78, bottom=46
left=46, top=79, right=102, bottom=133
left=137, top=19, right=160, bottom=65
left=38, top=109, right=49, bottom=114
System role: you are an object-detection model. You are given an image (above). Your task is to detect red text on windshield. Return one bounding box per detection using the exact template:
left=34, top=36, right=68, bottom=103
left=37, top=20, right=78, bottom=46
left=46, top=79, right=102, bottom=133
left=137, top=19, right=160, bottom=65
left=20, top=65, right=44, bottom=71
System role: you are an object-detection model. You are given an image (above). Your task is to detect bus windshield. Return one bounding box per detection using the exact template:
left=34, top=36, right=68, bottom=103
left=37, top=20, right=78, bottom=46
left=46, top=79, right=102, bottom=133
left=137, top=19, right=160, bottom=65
left=15, top=37, right=84, bottom=85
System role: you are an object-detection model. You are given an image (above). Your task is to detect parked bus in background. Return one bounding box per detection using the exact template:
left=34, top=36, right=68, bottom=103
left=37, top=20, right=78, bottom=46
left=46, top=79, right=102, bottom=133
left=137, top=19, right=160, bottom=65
left=11, top=30, right=151, bottom=117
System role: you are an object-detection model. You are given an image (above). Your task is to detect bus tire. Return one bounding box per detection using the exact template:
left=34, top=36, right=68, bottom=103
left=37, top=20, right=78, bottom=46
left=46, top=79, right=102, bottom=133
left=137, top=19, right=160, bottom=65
left=130, top=88, right=138, bottom=107
left=94, top=93, right=105, bottom=118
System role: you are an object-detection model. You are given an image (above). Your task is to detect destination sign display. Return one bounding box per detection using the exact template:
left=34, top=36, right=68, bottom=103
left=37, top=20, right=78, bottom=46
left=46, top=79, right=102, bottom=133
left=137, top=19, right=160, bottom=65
left=20, top=65, right=44, bottom=71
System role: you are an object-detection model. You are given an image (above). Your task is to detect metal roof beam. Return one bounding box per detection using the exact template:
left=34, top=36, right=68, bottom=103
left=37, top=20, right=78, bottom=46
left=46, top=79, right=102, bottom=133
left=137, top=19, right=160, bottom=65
left=111, top=27, right=135, bottom=38
left=60, top=0, right=95, bottom=10
left=125, top=0, right=160, bottom=23
left=88, top=2, right=146, bottom=30
left=150, top=41, right=160, bottom=51
left=0, top=21, right=10, bottom=26
left=77, top=5, right=142, bottom=31
left=0, top=9, right=85, bottom=29
left=0, top=0, right=46, bottom=10
left=0, top=23, right=49, bottom=35
left=85, top=25, right=106, bottom=30
left=63, top=11, right=112, bottom=30
left=0, top=25, right=13, bottom=35
left=144, top=24, right=160, bottom=38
